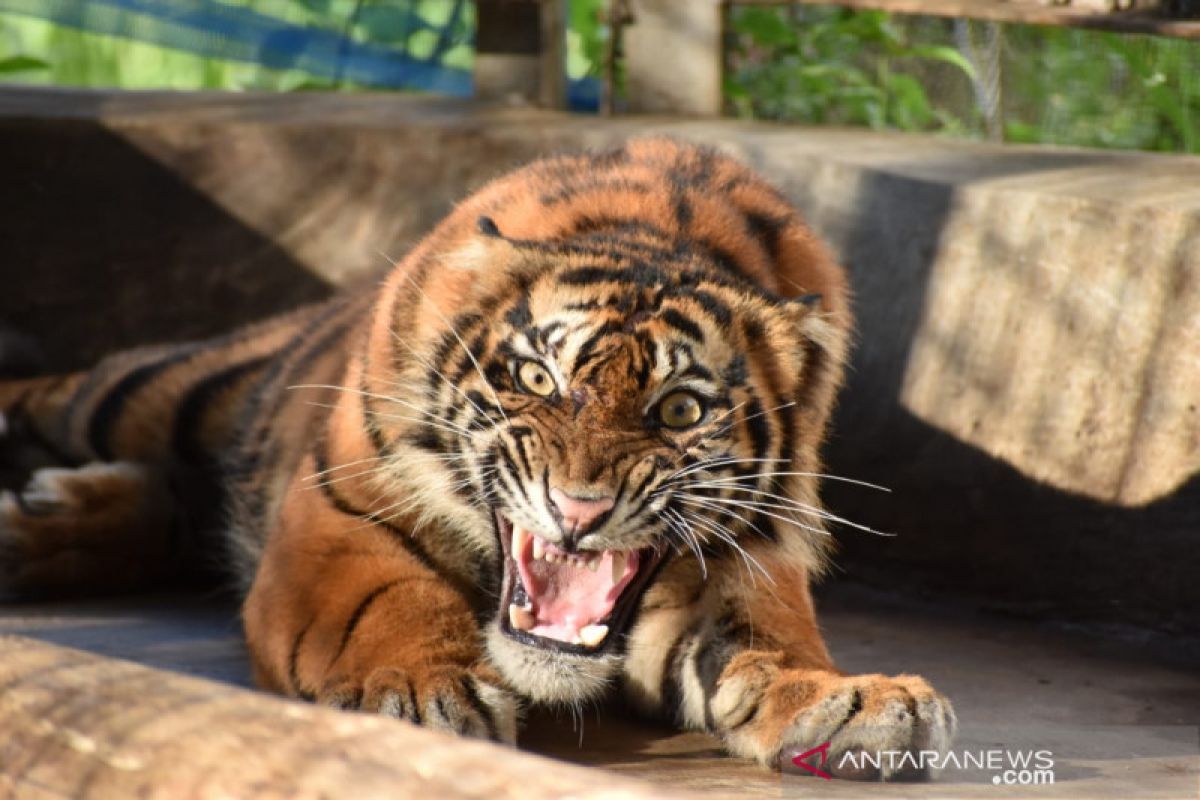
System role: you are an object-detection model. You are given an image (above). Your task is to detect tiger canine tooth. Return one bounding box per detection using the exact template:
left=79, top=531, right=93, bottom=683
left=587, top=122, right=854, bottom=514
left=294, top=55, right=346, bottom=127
left=611, top=552, right=627, bottom=584
left=532, top=537, right=545, bottom=561
left=512, top=525, right=529, bottom=557
left=587, top=558, right=599, bottom=572
left=508, top=603, right=534, bottom=631
left=579, top=624, right=609, bottom=647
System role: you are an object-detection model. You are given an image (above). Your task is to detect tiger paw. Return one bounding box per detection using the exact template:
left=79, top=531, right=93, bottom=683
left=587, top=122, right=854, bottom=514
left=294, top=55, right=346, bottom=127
left=714, top=661, right=955, bottom=780
left=0, top=461, right=171, bottom=592
left=318, top=665, right=520, bottom=744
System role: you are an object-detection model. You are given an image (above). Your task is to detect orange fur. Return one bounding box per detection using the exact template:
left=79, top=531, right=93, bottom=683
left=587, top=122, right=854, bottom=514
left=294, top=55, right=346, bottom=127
left=0, top=139, right=951, bottom=773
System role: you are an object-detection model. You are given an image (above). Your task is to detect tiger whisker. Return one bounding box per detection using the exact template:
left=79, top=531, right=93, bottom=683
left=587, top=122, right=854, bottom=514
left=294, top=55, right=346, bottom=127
left=302, top=454, right=386, bottom=481
left=677, top=494, right=831, bottom=539
left=381, top=337, right=506, bottom=437
left=710, top=401, right=797, bottom=437
left=292, top=386, right=478, bottom=440
left=297, top=397, right=477, bottom=441
left=705, top=400, right=749, bottom=429
left=660, top=455, right=789, bottom=484
left=676, top=481, right=891, bottom=536
left=675, top=507, right=774, bottom=587
left=663, top=465, right=892, bottom=494
left=387, top=263, right=511, bottom=426
left=663, top=508, right=708, bottom=580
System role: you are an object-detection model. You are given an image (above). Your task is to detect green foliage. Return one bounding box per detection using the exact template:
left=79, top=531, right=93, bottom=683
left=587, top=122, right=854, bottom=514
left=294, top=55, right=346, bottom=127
left=726, top=4, right=1200, bottom=155
left=0, top=0, right=592, bottom=92
left=726, top=7, right=976, bottom=133
left=0, top=54, right=47, bottom=74
left=567, top=0, right=607, bottom=80
left=1002, top=26, right=1199, bottom=153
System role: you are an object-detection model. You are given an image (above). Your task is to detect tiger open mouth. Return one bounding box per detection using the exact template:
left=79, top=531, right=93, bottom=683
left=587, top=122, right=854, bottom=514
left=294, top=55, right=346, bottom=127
left=495, top=512, right=666, bottom=655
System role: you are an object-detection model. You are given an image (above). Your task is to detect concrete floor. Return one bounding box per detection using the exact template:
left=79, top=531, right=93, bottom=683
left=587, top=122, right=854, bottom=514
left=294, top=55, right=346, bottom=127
left=1, top=583, right=1196, bottom=799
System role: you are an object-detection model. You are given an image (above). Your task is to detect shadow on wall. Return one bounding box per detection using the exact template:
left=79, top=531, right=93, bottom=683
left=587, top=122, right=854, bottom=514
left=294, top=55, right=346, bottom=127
left=819, top=166, right=1200, bottom=637
left=0, top=122, right=332, bottom=373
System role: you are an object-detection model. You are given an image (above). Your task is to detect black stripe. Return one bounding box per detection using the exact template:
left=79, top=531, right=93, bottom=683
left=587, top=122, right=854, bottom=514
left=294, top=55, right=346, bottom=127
left=558, top=265, right=669, bottom=289
left=87, top=349, right=195, bottom=460
left=408, top=683, right=423, bottom=724
left=361, top=383, right=395, bottom=458
left=685, top=289, right=733, bottom=328
left=333, top=580, right=401, bottom=663
left=509, top=427, right=534, bottom=480
left=696, top=615, right=747, bottom=730
left=660, top=308, right=704, bottom=343
left=459, top=677, right=499, bottom=741
left=742, top=396, right=771, bottom=462
left=539, top=179, right=654, bottom=206
left=659, top=620, right=702, bottom=725
left=172, top=356, right=270, bottom=464
left=505, top=295, right=532, bottom=329
left=497, top=446, right=531, bottom=505
left=744, top=211, right=788, bottom=266
left=8, top=391, right=80, bottom=466
left=289, top=621, right=315, bottom=701
left=722, top=355, right=747, bottom=388
left=313, top=439, right=445, bottom=578
left=571, top=321, right=620, bottom=374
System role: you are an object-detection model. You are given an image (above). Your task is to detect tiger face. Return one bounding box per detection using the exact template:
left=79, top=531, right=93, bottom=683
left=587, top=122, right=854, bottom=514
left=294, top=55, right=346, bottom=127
left=385, top=223, right=837, bottom=703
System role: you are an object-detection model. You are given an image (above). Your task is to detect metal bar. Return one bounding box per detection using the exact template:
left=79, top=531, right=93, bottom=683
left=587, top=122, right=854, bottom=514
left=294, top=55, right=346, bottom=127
left=727, top=0, right=1200, bottom=40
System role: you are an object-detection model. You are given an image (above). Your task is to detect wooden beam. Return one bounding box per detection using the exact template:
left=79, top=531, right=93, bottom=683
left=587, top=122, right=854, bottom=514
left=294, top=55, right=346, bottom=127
left=474, top=0, right=566, bottom=108
left=728, top=0, right=1200, bottom=41
left=0, top=635, right=681, bottom=799
left=625, top=0, right=725, bottom=115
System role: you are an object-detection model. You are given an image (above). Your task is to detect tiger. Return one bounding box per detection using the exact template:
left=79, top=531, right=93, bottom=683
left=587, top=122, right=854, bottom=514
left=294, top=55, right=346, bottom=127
left=0, top=137, right=954, bottom=778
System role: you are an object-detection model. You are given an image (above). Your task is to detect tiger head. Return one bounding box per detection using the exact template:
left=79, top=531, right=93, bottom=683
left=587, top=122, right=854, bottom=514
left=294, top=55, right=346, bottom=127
left=368, top=141, right=849, bottom=705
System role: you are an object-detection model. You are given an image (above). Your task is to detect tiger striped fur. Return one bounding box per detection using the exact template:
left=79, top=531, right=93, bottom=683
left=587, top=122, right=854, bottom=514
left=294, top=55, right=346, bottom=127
left=0, top=138, right=954, bottom=777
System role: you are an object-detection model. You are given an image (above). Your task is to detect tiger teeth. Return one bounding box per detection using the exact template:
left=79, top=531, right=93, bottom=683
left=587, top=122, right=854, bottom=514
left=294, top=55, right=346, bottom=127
left=532, top=537, right=545, bottom=561
left=579, top=624, right=609, bottom=647
left=611, top=552, right=627, bottom=584
left=587, top=558, right=599, bottom=572
left=512, top=525, right=529, bottom=557
left=508, top=603, right=534, bottom=631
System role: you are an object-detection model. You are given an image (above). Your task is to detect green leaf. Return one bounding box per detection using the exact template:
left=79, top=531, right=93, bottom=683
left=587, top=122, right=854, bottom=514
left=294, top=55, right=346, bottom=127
left=908, top=45, right=978, bottom=82
left=735, top=8, right=797, bottom=48
left=0, top=55, right=50, bottom=74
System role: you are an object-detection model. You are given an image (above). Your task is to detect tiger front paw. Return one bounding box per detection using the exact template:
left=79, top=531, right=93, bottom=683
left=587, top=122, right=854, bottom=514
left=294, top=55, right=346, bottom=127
left=713, top=658, right=956, bottom=780
left=318, top=665, right=520, bottom=744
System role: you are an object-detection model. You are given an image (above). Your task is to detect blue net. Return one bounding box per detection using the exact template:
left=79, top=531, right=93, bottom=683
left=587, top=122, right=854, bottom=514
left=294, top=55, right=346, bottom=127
left=0, top=0, right=599, bottom=109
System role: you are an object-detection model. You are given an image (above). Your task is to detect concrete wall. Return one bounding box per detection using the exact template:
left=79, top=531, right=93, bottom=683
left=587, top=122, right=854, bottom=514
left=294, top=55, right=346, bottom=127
left=1, top=88, right=1196, bottom=635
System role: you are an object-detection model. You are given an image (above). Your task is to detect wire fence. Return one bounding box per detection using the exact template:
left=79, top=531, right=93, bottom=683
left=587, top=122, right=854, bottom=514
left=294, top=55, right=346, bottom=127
left=0, top=0, right=600, bottom=108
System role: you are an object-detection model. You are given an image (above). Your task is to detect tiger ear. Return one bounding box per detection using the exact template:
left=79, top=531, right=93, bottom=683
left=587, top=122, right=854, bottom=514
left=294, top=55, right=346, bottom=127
left=477, top=215, right=503, bottom=238
left=782, top=292, right=850, bottom=426
left=784, top=292, right=846, bottom=364
left=792, top=292, right=823, bottom=309
left=782, top=292, right=840, bottom=352
left=444, top=217, right=512, bottom=271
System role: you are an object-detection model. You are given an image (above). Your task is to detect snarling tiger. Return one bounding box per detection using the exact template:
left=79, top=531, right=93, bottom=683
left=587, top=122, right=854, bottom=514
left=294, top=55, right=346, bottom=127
left=0, top=138, right=953, bottom=777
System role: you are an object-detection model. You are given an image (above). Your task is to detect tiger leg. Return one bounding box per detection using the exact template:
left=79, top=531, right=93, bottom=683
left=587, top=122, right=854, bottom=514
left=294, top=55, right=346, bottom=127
left=623, top=562, right=955, bottom=779
left=0, top=373, right=180, bottom=594
left=0, top=306, right=327, bottom=596
left=242, top=455, right=520, bottom=743
left=0, top=460, right=175, bottom=594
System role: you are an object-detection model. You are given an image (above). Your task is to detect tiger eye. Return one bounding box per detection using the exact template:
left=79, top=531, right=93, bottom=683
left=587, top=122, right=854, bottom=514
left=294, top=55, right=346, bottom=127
left=658, top=391, right=703, bottom=429
left=517, top=361, right=556, bottom=397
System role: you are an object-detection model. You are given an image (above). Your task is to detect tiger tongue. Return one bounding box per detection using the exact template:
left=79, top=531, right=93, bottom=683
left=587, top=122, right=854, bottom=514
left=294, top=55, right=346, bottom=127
left=513, top=533, right=638, bottom=644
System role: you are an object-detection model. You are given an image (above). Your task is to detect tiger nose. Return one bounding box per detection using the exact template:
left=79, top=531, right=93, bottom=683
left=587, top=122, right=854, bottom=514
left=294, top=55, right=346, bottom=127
left=549, top=488, right=615, bottom=537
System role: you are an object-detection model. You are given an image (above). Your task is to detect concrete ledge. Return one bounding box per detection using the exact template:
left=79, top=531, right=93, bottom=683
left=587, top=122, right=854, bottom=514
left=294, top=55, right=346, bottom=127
left=0, top=634, right=678, bottom=799
left=1, top=88, right=1196, bottom=634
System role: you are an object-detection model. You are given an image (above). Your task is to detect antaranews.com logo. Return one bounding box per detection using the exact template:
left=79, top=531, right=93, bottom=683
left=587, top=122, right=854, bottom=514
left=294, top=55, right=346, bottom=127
left=791, top=742, right=1055, bottom=785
